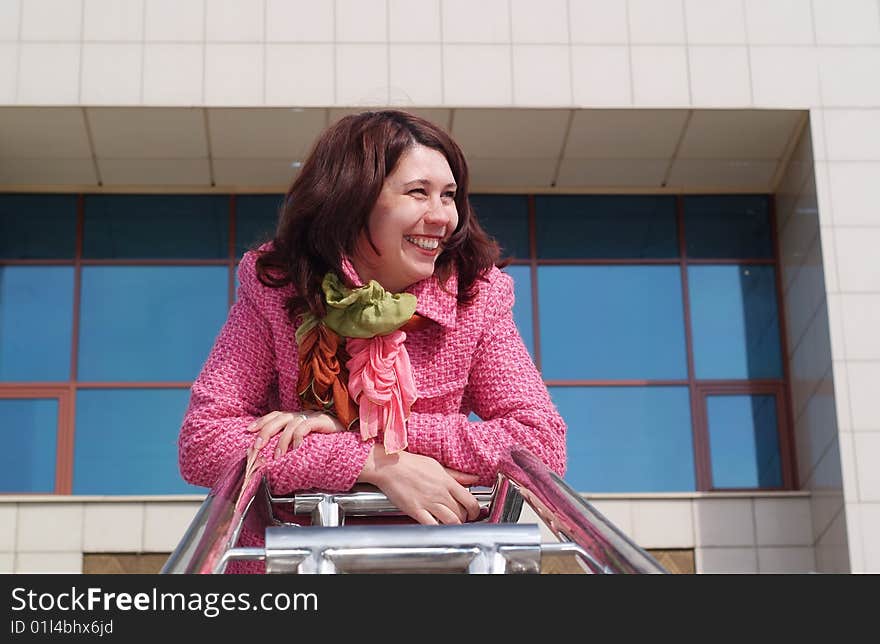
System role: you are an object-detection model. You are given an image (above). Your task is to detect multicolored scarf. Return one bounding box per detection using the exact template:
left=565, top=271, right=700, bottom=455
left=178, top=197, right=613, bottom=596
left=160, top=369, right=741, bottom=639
left=295, top=273, right=422, bottom=454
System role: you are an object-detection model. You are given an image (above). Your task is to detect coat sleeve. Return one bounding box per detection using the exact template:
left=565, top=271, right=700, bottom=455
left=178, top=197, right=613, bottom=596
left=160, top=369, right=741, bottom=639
left=405, top=271, right=567, bottom=485
left=177, top=257, right=373, bottom=494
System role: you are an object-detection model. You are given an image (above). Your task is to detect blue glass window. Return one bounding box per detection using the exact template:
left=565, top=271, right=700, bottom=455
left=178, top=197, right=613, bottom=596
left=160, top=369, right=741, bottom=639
left=688, top=265, right=783, bottom=379
left=0, top=266, right=74, bottom=381
left=552, top=386, right=695, bottom=492
left=236, top=195, right=283, bottom=258
left=78, top=266, right=228, bottom=381
left=73, top=388, right=205, bottom=494
left=535, top=195, right=678, bottom=259
left=707, top=394, right=782, bottom=488
left=0, top=398, right=58, bottom=493
left=470, top=195, right=530, bottom=259
left=538, top=266, right=687, bottom=380
left=684, top=195, right=772, bottom=259
left=0, top=194, right=77, bottom=259
left=503, top=265, right=534, bottom=359
left=83, top=195, right=229, bottom=259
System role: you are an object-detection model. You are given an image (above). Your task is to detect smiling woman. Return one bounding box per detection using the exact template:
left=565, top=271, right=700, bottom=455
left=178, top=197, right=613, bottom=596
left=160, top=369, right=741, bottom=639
left=176, top=110, right=567, bottom=572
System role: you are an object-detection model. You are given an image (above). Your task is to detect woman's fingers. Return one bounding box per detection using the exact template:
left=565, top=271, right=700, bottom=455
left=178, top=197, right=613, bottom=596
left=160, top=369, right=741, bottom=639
left=449, top=484, right=481, bottom=521
left=292, top=419, right=344, bottom=449
left=419, top=484, right=472, bottom=524
left=366, top=450, right=484, bottom=526
left=245, top=410, right=281, bottom=433
left=291, top=415, right=325, bottom=450
left=275, top=413, right=315, bottom=457
left=430, top=503, right=464, bottom=525
left=290, top=424, right=309, bottom=451
left=413, top=509, right=438, bottom=526
left=275, top=420, right=299, bottom=458
left=248, top=412, right=288, bottom=448
left=446, top=470, right=481, bottom=519
left=283, top=416, right=340, bottom=454
left=274, top=413, right=339, bottom=456
left=249, top=411, right=347, bottom=457
left=259, top=413, right=304, bottom=448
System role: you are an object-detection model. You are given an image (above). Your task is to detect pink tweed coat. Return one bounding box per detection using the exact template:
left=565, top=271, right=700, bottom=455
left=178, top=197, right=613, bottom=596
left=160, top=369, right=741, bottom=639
left=178, top=249, right=567, bottom=499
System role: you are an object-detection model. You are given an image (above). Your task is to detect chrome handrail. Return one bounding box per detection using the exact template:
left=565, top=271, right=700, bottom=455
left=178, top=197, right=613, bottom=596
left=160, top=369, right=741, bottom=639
left=501, top=446, right=666, bottom=574
left=161, top=446, right=667, bottom=574
left=161, top=453, right=267, bottom=574
left=272, top=485, right=499, bottom=526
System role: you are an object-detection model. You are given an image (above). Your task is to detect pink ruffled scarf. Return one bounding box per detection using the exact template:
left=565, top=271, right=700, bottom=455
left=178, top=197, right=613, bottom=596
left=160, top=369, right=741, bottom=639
left=346, top=330, right=418, bottom=454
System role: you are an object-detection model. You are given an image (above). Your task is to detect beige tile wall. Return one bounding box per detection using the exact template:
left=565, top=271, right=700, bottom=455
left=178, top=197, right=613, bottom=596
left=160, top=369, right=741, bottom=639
left=813, top=102, right=880, bottom=571
left=776, top=120, right=850, bottom=573
left=529, top=494, right=817, bottom=573
left=0, top=0, right=870, bottom=110
left=1, top=499, right=202, bottom=573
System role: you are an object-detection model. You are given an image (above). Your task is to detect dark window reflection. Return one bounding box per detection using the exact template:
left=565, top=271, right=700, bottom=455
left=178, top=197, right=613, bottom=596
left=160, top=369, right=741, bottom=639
left=0, top=194, right=77, bottom=259
left=536, top=195, right=678, bottom=259
left=236, top=194, right=284, bottom=258
left=84, top=195, right=228, bottom=259
left=470, top=195, right=530, bottom=259
left=684, top=195, right=772, bottom=259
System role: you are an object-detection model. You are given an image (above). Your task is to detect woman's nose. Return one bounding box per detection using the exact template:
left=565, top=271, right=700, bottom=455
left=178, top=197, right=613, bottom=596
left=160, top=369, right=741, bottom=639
left=423, top=197, right=450, bottom=223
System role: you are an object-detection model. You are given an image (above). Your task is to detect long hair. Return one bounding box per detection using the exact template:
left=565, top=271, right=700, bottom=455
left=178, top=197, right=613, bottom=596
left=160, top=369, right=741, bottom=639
left=255, top=110, right=501, bottom=321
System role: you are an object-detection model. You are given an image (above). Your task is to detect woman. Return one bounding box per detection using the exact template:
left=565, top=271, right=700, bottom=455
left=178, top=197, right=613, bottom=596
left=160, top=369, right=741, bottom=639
left=178, top=110, right=566, bottom=542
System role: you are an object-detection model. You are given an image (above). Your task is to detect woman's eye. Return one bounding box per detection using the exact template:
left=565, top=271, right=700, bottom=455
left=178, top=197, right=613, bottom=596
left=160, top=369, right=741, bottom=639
left=442, top=192, right=456, bottom=200
left=409, top=188, right=427, bottom=195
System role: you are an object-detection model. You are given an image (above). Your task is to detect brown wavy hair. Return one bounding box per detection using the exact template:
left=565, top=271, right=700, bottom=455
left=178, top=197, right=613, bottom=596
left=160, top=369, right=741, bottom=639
left=256, top=109, right=502, bottom=321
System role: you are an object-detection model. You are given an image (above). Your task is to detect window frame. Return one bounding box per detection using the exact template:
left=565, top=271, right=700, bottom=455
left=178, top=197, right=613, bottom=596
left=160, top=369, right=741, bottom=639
left=693, top=382, right=794, bottom=490
left=0, top=385, right=73, bottom=494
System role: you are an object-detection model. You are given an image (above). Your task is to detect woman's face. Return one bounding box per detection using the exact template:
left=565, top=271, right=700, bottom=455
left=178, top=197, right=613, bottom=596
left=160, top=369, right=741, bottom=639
left=353, top=144, right=460, bottom=293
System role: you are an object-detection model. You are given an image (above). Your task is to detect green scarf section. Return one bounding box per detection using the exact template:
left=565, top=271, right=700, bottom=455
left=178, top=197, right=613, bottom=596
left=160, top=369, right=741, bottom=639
left=295, top=272, right=418, bottom=343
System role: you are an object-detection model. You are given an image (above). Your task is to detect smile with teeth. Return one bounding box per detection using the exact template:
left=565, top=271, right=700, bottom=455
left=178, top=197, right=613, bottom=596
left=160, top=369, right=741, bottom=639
left=404, top=235, right=441, bottom=251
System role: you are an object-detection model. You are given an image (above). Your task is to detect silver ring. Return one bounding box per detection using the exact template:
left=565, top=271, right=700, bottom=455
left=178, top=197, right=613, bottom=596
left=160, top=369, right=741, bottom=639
left=298, top=413, right=308, bottom=422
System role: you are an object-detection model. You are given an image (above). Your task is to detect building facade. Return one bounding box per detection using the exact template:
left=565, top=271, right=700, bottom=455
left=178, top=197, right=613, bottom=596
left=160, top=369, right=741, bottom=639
left=1, top=0, right=878, bottom=574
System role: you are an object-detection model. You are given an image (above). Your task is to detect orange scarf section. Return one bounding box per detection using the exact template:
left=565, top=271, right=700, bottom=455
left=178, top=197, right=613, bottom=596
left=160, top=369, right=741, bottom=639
left=296, top=323, right=358, bottom=429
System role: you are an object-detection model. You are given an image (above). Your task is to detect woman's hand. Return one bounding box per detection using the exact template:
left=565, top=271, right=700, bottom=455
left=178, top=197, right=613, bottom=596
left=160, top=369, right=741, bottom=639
left=246, top=410, right=345, bottom=458
left=357, top=445, right=480, bottom=525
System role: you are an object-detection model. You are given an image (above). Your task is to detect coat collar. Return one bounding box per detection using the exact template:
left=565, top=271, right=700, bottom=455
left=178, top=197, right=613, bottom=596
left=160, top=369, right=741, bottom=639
left=340, top=257, right=458, bottom=329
